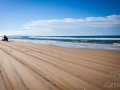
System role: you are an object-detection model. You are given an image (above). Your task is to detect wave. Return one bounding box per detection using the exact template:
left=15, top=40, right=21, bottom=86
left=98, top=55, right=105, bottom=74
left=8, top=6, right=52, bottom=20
left=7, top=39, right=120, bottom=51
left=29, top=36, right=120, bottom=40
left=1, top=36, right=120, bottom=45
left=28, top=36, right=120, bottom=44
left=1, top=35, right=120, bottom=50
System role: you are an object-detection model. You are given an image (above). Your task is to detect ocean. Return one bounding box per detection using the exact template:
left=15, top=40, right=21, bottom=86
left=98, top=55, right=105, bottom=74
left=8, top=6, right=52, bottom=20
left=0, top=36, right=120, bottom=50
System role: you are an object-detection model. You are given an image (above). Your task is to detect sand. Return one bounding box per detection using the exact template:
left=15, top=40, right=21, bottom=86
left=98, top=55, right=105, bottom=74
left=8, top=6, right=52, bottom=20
left=0, top=40, right=120, bottom=90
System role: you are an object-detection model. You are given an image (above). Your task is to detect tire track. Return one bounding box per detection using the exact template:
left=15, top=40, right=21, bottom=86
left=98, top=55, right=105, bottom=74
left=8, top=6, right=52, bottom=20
left=0, top=42, right=116, bottom=89
left=1, top=42, right=119, bottom=74
left=0, top=63, right=14, bottom=90
left=1, top=49, right=60, bottom=90
left=0, top=68, right=7, bottom=90
left=0, top=48, right=70, bottom=90
left=1, top=42, right=120, bottom=67
left=0, top=41, right=120, bottom=90
left=12, top=42, right=120, bottom=59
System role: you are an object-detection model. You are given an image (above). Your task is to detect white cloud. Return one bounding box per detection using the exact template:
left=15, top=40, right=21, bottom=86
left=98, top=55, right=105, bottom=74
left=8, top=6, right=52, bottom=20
left=1, top=15, right=120, bottom=36
left=23, top=15, right=120, bottom=30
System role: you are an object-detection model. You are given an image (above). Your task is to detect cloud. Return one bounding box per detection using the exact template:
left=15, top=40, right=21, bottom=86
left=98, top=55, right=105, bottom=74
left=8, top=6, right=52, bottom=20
left=1, top=15, right=120, bottom=36
left=23, top=15, right=120, bottom=30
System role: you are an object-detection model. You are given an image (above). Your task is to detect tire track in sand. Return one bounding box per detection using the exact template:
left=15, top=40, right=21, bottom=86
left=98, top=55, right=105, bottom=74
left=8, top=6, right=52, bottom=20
left=0, top=41, right=116, bottom=90
left=0, top=48, right=70, bottom=90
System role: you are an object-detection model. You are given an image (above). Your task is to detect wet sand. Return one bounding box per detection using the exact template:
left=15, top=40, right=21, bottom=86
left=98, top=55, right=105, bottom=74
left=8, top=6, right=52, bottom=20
left=0, top=40, right=120, bottom=90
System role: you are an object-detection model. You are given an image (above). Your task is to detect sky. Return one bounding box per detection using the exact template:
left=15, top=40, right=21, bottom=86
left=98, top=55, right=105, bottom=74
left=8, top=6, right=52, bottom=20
left=0, top=0, right=120, bottom=36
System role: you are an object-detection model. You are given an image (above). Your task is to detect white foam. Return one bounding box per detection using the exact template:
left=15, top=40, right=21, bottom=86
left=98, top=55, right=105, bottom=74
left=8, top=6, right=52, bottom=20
left=10, top=39, right=120, bottom=51
left=29, top=36, right=120, bottom=40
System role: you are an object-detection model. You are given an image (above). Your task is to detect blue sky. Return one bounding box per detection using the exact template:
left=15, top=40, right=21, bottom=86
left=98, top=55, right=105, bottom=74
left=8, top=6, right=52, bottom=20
left=0, top=0, right=120, bottom=36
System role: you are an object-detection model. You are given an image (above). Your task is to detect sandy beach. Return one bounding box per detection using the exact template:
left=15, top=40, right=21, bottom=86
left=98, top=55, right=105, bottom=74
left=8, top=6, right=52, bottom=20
left=0, top=40, right=120, bottom=90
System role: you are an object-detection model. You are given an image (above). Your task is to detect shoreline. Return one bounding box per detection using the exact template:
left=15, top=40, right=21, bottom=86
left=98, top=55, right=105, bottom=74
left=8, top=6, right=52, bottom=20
left=0, top=40, right=120, bottom=90
left=7, top=40, right=120, bottom=51
left=0, top=35, right=120, bottom=51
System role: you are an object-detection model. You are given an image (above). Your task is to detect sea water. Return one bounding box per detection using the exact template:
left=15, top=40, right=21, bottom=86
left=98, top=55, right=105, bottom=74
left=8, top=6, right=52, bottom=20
left=0, top=36, right=120, bottom=51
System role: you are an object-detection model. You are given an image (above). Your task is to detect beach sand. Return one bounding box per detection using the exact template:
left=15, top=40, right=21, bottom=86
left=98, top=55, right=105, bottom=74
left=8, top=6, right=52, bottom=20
left=0, top=40, right=120, bottom=90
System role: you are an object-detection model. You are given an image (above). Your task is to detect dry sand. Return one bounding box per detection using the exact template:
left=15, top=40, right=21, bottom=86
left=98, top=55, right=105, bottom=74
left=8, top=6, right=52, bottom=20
left=0, top=40, right=120, bottom=90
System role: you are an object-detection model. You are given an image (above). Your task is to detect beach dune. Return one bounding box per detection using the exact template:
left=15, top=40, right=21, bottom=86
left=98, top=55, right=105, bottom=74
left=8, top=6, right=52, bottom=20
left=0, top=40, right=120, bottom=90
